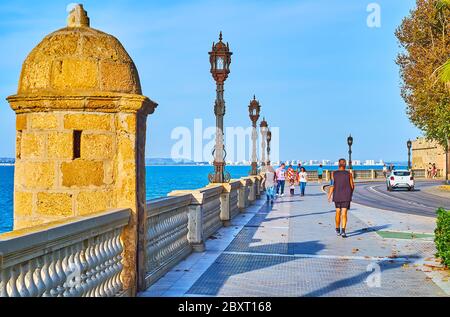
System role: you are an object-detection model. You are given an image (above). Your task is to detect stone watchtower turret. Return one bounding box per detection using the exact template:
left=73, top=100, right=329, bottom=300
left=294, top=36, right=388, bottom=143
left=6, top=4, right=157, bottom=293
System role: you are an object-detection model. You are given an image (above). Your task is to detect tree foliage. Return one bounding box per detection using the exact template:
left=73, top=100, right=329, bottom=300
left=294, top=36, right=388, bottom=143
left=396, top=0, right=450, bottom=146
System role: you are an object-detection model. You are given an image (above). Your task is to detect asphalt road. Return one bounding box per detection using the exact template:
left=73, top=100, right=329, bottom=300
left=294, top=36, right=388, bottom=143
left=352, top=181, right=450, bottom=217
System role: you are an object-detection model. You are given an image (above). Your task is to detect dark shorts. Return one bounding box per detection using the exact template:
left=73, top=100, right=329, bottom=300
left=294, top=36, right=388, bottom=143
left=318, top=175, right=323, bottom=179
left=335, top=201, right=351, bottom=209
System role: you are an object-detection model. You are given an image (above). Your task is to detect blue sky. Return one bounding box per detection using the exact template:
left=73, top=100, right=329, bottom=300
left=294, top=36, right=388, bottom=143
left=0, top=0, right=420, bottom=162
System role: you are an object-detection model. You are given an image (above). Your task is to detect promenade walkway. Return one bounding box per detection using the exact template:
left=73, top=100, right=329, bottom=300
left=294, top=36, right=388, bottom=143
left=141, top=183, right=449, bottom=297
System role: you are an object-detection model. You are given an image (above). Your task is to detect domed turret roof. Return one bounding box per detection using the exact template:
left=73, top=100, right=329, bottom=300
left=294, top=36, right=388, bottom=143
left=18, top=4, right=142, bottom=95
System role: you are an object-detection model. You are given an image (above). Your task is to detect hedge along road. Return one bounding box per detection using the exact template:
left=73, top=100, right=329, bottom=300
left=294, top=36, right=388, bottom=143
left=350, top=180, right=450, bottom=217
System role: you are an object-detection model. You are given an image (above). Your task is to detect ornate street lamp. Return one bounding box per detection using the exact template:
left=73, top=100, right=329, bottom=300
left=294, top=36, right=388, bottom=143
left=260, top=117, right=268, bottom=171
left=347, top=134, right=353, bottom=170
left=208, top=32, right=232, bottom=183
left=407, top=139, right=412, bottom=170
left=249, top=95, right=261, bottom=175
left=267, top=128, right=272, bottom=167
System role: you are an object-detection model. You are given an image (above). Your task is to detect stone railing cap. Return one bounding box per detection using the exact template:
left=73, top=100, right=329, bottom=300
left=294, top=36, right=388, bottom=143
left=146, top=194, right=191, bottom=216
left=0, top=208, right=130, bottom=263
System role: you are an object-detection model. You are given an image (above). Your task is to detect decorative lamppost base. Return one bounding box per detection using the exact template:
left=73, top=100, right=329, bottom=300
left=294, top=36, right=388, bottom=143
left=250, top=162, right=258, bottom=176
left=208, top=162, right=231, bottom=183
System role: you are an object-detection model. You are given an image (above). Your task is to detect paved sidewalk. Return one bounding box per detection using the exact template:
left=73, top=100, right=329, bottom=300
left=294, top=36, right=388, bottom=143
left=141, top=183, right=449, bottom=297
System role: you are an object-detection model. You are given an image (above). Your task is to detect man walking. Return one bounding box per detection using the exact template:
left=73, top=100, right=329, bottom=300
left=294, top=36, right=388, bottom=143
left=276, top=163, right=286, bottom=197
left=317, top=164, right=324, bottom=184
left=327, top=159, right=354, bottom=238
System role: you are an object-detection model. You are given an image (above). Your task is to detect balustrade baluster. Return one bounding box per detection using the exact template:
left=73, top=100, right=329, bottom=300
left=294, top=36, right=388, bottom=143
left=25, top=260, right=38, bottom=297
left=8, top=266, right=20, bottom=297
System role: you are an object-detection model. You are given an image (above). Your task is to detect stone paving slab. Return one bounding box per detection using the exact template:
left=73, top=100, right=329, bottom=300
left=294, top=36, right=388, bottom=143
left=186, top=253, right=446, bottom=297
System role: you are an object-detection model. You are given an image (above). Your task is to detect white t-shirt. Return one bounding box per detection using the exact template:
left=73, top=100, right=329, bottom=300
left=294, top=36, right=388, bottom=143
left=299, top=172, right=307, bottom=183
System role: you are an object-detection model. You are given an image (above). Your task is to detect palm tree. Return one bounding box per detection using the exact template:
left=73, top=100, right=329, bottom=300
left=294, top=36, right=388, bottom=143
left=433, top=0, right=450, bottom=89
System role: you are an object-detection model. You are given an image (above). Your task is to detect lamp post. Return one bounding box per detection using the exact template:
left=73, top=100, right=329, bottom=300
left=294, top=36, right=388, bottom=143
left=407, top=139, right=412, bottom=170
left=267, top=128, right=272, bottom=167
left=260, top=117, right=268, bottom=172
left=208, top=32, right=232, bottom=183
left=249, top=95, right=261, bottom=175
left=347, top=134, right=353, bottom=170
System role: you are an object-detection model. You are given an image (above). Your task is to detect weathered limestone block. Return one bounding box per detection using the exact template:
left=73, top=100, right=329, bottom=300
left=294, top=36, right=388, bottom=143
left=77, top=191, right=111, bottom=216
left=21, top=132, right=46, bottom=159
left=16, top=115, right=27, bottom=130
left=14, top=192, right=33, bottom=217
left=19, top=59, right=53, bottom=93
left=29, top=113, right=58, bottom=129
left=81, top=133, right=114, bottom=160
left=61, top=160, right=104, bottom=187
left=37, top=192, right=73, bottom=216
left=47, top=131, right=73, bottom=159
left=100, top=61, right=137, bottom=93
left=15, top=161, right=55, bottom=189
left=64, top=113, right=112, bottom=131
left=116, top=114, right=136, bottom=134
left=118, top=134, right=136, bottom=161
left=53, top=59, right=98, bottom=91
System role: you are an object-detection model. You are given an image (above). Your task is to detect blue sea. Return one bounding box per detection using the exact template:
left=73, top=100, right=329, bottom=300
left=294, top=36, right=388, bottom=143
left=0, top=164, right=391, bottom=234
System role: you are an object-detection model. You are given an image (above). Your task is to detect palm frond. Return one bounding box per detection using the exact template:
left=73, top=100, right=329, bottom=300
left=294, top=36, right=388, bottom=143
left=436, top=0, right=450, bottom=10
left=437, top=59, right=450, bottom=83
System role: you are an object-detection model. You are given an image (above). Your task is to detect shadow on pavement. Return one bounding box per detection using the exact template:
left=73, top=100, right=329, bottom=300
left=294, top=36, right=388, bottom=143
left=187, top=240, right=325, bottom=296
left=346, top=224, right=391, bottom=237
left=303, top=253, right=421, bottom=297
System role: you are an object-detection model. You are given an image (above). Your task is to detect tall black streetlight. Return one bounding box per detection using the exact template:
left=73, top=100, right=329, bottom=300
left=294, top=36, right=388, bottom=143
left=347, top=134, right=353, bottom=170
left=208, top=32, right=232, bottom=183
left=407, top=139, right=412, bottom=170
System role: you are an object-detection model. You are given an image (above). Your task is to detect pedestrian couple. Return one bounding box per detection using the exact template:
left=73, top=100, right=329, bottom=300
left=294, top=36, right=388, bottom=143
left=327, top=158, right=355, bottom=238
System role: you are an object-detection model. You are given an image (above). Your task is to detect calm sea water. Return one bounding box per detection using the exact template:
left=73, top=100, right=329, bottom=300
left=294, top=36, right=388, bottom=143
left=0, top=164, right=392, bottom=233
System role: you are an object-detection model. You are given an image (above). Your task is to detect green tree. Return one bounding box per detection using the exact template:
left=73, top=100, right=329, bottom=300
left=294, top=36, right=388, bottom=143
left=396, top=0, right=450, bottom=147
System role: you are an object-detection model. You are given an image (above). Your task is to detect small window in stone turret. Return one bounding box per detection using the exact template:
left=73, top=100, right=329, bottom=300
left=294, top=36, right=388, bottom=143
left=73, top=130, right=82, bottom=159
left=16, top=131, right=22, bottom=159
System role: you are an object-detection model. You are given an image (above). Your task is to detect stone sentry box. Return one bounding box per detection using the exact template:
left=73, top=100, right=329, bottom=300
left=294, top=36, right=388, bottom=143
left=6, top=5, right=157, bottom=295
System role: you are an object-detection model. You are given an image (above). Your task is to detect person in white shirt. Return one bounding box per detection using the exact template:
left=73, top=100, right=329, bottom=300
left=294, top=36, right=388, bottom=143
left=298, top=167, right=308, bottom=196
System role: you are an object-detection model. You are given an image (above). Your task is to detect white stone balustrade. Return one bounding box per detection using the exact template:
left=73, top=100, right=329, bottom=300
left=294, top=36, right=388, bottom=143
left=143, top=195, right=192, bottom=289
left=199, top=185, right=223, bottom=239
left=0, top=209, right=130, bottom=297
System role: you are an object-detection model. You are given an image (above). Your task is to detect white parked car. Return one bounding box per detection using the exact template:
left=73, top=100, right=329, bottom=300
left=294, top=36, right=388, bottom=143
left=386, top=170, right=414, bottom=191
